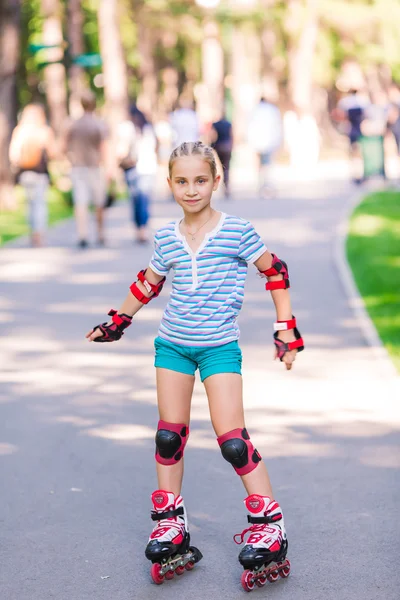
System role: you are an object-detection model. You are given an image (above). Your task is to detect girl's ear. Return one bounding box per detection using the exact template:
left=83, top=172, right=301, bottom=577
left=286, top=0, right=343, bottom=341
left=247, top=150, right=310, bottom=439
left=213, top=174, right=221, bottom=191
left=167, top=177, right=172, bottom=191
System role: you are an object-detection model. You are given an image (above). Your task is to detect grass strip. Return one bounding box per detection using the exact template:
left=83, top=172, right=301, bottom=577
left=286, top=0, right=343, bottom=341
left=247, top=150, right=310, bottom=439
left=0, top=186, right=73, bottom=246
left=347, top=190, right=400, bottom=372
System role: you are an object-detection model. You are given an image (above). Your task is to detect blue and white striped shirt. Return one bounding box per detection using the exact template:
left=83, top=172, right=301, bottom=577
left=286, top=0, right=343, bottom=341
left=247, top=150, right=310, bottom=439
left=149, top=212, right=267, bottom=346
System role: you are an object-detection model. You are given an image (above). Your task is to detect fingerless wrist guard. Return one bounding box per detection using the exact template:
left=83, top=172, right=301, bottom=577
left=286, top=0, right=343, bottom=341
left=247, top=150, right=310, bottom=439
left=92, top=309, right=132, bottom=343
left=260, top=253, right=290, bottom=290
left=273, top=315, right=304, bottom=360
left=130, top=269, right=166, bottom=304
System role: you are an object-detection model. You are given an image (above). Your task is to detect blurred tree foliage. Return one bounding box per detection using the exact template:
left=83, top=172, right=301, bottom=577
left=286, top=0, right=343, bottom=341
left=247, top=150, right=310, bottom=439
left=10, top=0, right=400, bottom=117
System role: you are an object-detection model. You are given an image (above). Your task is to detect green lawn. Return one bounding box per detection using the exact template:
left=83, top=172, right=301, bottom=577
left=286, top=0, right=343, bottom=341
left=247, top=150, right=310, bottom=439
left=0, top=186, right=73, bottom=246
left=347, top=190, right=400, bottom=372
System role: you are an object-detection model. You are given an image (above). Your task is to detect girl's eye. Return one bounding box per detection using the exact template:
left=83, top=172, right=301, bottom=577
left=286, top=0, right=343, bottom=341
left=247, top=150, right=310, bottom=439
left=177, top=180, right=186, bottom=184
left=198, top=179, right=206, bottom=184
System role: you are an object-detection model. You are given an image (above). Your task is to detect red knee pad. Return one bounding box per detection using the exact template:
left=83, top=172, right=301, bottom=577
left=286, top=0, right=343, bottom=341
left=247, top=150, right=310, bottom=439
left=217, top=428, right=262, bottom=476
left=155, top=420, right=189, bottom=465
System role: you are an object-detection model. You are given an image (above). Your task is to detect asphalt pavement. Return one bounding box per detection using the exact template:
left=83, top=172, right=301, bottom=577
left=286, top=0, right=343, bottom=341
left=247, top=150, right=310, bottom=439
left=1, top=176, right=399, bottom=600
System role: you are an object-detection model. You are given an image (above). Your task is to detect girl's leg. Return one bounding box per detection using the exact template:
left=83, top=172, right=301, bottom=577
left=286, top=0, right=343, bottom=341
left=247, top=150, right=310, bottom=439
left=203, top=373, right=273, bottom=498
left=155, top=367, right=195, bottom=496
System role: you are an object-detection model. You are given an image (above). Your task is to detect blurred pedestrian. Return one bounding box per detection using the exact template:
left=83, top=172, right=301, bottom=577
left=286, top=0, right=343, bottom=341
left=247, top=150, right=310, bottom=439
left=63, top=90, right=109, bottom=248
left=9, top=104, right=55, bottom=247
left=283, top=107, right=321, bottom=179
left=335, top=89, right=369, bottom=183
left=248, top=98, right=282, bottom=198
left=170, top=97, right=200, bottom=149
left=117, top=105, right=158, bottom=243
left=211, top=113, right=233, bottom=199
left=387, top=83, right=400, bottom=179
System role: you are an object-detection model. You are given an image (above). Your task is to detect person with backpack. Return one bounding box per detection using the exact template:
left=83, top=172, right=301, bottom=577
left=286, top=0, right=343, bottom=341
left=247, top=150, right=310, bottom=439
left=247, top=98, right=283, bottom=199
left=9, top=104, right=55, bottom=247
left=117, top=105, right=158, bottom=244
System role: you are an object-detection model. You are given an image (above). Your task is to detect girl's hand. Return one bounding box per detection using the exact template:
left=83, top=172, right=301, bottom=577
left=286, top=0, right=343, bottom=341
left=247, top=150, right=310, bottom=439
left=274, top=346, right=297, bottom=370
left=274, top=330, right=297, bottom=370
left=85, top=327, right=106, bottom=342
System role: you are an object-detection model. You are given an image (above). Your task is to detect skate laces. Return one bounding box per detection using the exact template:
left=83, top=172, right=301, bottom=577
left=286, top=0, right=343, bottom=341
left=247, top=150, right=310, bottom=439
left=233, top=523, right=267, bottom=545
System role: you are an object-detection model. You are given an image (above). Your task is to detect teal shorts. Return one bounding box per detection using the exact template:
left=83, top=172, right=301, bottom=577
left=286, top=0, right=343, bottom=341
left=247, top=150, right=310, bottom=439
left=154, top=336, right=242, bottom=382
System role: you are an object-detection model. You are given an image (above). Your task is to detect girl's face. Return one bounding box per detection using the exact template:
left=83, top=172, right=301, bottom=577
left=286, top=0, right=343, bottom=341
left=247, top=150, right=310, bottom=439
left=168, top=156, right=220, bottom=214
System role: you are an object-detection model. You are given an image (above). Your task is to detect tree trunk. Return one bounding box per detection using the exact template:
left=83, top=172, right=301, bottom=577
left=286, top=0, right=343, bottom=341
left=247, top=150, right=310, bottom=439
left=286, top=0, right=318, bottom=112
left=260, top=27, right=280, bottom=102
left=98, top=0, right=129, bottom=165
left=231, top=23, right=261, bottom=142
left=41, top=0, right=68, bottom=136
left=137, top=18, right=158, bottom=118
left=0, top=0, right=20, bottom=210
left=200, top=19, right=224, bottom=124
left=67, top=0, right=86, bottom=118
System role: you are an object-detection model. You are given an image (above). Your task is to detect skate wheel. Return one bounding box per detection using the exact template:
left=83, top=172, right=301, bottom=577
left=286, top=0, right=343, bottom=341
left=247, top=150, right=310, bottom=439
left=241, top=569, right=255, bottom=592
left=267, top=570, right=279, bottom=582
left=255, top=574, right=267, bottom=587
left=165, top=570, right=174, bottom=580
left=150, top=563, right=164, bottom=585
left=185, top=560, right=195, bottom=571
left=279, top=560, right=291, bottom=578
left=175, top=565, right=185, bottom=576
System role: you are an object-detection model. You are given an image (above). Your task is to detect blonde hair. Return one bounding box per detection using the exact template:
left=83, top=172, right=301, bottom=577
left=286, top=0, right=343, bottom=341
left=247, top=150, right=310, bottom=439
left=169, top=141, right=217, bottom=179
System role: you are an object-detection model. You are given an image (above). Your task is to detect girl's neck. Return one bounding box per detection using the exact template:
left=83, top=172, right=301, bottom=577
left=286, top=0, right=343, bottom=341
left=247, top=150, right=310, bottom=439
left=182, top=206, right=215, bottom=227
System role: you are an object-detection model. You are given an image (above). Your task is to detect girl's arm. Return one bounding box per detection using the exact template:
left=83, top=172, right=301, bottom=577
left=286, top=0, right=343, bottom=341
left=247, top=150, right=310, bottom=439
left=86, top=268, right=165, bottom=342
left=254, top=251, right=299, bottom=371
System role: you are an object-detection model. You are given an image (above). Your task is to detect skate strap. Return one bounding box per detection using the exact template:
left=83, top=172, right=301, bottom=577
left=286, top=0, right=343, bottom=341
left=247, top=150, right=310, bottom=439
left=247, top=513, right=282, bottom=524
left=151, top=506, right=184, bottom=521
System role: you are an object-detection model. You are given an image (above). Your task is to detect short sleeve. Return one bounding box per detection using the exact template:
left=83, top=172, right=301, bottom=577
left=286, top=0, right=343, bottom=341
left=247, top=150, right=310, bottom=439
left=237, top=221, right=267, bottom=264
left=149, top=235, right=171, bottom=276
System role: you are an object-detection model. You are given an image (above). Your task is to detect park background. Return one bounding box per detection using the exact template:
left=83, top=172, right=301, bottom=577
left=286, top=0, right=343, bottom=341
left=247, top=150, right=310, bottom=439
left=0, top=0, right=399, bottom=369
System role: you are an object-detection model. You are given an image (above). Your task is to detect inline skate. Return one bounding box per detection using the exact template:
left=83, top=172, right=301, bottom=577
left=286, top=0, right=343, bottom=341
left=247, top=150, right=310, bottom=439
left=234, top=494, right=290, bottom=592
left=145, top=490, right=203, bottom=584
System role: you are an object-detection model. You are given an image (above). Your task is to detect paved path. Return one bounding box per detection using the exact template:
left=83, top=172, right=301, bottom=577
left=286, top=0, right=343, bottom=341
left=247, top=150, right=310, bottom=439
left=1, top=179, right=399, bottom=600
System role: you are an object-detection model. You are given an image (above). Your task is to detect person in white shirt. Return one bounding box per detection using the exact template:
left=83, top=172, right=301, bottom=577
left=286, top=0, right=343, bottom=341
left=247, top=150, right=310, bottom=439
left=169, top=97, right=200, bottom=149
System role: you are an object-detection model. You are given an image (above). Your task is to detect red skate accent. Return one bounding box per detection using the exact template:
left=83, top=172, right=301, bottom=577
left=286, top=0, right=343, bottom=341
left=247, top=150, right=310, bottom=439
left=155, top=420, right=189, bottom=465
left=245, top=494, right=266, bottom=513
left=151, top=490, right=170, bottom=510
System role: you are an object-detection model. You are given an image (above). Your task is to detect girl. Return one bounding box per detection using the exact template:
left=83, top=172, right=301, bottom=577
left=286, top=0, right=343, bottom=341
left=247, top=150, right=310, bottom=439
left=86, top=142, right=303, bottom=590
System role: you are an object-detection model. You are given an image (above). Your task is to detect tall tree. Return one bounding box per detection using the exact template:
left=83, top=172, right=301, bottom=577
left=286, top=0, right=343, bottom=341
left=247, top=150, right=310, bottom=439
left=41, top=0, right=68, bottom=135
left=286, top=0, right=318, bottom=111
left=0, top=0, right=20, bottom=209
left=98, top=0, right=129, bottom=162
left=67, top=0, right=86, bottom=117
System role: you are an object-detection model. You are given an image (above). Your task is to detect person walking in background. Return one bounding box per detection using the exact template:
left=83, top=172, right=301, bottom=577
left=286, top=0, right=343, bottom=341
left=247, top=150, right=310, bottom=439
left=9, top=104, right=55, bottom=247
left=211, top=113, right=233, bottom=199
left=248, top=97, right=282, bottom=199
left=63, top=90, right=108, bottom=248
left=169, top=96, right=200, bottom=149
left=335, top=88, right=369, bottom=184
left=117, top=105, right=158, bottom=244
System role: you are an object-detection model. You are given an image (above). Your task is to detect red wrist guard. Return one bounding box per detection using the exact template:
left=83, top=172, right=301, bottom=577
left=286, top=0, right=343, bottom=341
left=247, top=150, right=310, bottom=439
left=130, top=269, right=166, bottom=304
left=260, top=253, right=290, bottom=291
left=273, top=315, right=304, bottom=360
left=92, top=309, right=132, bottom=343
